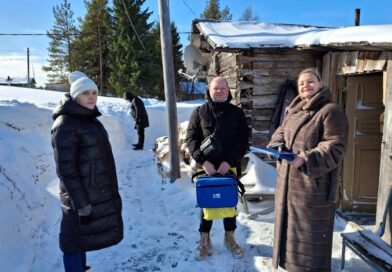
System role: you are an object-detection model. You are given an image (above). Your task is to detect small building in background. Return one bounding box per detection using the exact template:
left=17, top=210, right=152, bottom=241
left=0, top=76, right=36, bottom=88
left=179, top=81, right=206, bottom=100
left=44, top=82, right=69, bottom=92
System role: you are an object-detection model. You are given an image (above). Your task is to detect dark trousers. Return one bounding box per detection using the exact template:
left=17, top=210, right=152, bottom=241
left=198, top=209, right=237, bottom=233
left=136, top=126, right=145, bottom=146
left=63, top=252, right=86, bottom=272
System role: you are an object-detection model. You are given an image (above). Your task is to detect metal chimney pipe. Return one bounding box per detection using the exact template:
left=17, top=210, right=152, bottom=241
left=355, top=8, right=360, bottom=26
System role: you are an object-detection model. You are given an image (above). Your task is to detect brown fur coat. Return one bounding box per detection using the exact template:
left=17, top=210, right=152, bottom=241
left=268, top=87, right=348, bottom=271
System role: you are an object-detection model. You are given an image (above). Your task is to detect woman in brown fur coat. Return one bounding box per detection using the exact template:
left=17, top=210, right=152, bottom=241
left=268, top=68, right=348, bottom=272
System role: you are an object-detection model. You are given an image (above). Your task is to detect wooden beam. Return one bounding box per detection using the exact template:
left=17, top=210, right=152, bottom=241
left=252, top=61, right=318, bottom=69
left=375, top=51, right=388, bottom=71
left=253, top=94, right=277, bottom=108
left=238, top=53, right=319, bottom=63
left=251, top=131, right=271, bottom=147
left=322, top=52, right=331, bottom=87
left=329, top=52, right=340, bottom=101
left=218, top=53, right=238, bottom=73
left=365, top=52, right=382, bottom=72
left=337, top=52, right=349, bottom=75
left=253, top=119, right=271, bottom=131
left=376, top=59, right=392, bottom=244
left=239, top=68, right=300, bottom=78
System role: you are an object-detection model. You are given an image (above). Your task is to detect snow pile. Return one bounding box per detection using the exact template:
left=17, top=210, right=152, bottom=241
left=240, top=153, right=276, bottom=195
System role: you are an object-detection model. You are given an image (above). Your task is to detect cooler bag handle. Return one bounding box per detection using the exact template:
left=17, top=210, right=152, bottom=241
left=191, top=170, right=206, bottom=183
left=191, top=170, right=246, bottom=196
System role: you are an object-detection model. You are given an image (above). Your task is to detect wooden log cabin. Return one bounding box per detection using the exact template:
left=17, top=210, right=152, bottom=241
left=188, top=20, right=392, bottom=241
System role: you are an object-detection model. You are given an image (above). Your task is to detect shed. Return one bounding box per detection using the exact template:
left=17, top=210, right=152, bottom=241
left=0, top=76, right=36, bottom=88
left=179, top=81, right=206, bottom=100
left=189, top=20, right=392, bottom=241
left=44, top=82, right=69, bottom=92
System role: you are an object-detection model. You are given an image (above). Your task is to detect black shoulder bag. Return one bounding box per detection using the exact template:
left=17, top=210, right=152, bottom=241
left=200, top=106, right=223, bottom=159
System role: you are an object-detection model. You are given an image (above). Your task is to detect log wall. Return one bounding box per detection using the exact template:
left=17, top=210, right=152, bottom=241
left=205, top=49, right=323, bottom=147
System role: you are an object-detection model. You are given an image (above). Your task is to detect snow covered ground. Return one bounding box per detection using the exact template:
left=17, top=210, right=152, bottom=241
left=0, top=86, right=372, bottom=271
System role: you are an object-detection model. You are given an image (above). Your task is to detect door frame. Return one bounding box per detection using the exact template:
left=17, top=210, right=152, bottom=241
left=337, top=72, right=384, bottom=212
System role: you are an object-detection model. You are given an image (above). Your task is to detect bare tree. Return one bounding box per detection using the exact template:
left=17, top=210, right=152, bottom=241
left=239, top=6, right=259, bottom=21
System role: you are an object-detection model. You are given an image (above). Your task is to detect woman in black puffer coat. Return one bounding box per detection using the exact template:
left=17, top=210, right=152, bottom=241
left=51, top=71, right=123, bottom=272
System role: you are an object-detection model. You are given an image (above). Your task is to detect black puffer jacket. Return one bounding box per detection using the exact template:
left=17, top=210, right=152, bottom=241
left=186, top=100, right=249, bottom=168
left=51, top=94, right=123, bottom=253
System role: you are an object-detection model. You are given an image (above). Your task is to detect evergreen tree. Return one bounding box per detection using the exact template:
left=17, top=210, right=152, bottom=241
left=43, top=0, right=78, bottom=83
left=150, top=22, right=184, bottom=100
left=72, top=0, right=112, bottom=94
left=170, top=23, right=185, bottom=98
left=109, top=0, right=153, bottom=97
left=201, top=0, right=232, bottom=21
left=239, top=7, right=260, bottom=21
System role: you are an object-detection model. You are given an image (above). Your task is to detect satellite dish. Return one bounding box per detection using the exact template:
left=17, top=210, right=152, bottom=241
left=184, top=45, right=207, bottom=75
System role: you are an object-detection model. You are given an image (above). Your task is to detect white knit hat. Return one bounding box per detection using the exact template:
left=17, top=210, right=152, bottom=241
left=68, top=71, right=98, bottom=99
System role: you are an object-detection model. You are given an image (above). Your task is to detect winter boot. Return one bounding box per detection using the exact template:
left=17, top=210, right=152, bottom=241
left=196, top=232, right=212, bottom=260
left=133, top=144, right=143, bottom=150
left=224, top=231, right=244, bottom=259
left=83, top=265, right=91, bottom=272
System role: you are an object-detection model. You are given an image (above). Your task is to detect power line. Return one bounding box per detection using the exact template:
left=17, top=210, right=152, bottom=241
left=0, top=59, right=26, bottom=61
left=182, top=0, right=198, bottom=17
left=0, top=31, right=194, bottom=36
left=0, top=49, right=25, bottom=52
left=0, top=33, right=79, bottom=36
left=121, top=0, right=145, bottom=50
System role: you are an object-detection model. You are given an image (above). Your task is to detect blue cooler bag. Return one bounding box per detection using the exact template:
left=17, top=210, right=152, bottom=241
left=196, top=175, right=238, bottom=208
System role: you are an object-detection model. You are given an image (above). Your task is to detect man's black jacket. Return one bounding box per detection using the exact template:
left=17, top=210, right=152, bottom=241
left=186, top=100, right=249, bottom=168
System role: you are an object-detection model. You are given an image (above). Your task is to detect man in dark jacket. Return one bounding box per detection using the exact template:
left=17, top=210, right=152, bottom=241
left=124, top=91, right=149, bottom=150
left=186, top=76, right=249, bottom=260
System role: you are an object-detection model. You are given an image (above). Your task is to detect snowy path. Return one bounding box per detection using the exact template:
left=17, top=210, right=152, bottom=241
left=85, top=147, right=273, bottom=272
left=80, top=147, right=370, bottom=272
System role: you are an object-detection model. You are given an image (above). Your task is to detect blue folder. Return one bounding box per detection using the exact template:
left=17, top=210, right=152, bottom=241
left=250, top=146, right=295, bottom=161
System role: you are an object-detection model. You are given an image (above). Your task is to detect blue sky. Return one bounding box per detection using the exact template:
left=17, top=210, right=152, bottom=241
left=1, top=0, right=392, bottom=86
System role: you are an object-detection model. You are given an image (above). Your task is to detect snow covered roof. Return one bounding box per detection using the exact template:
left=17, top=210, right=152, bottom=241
left=195, top=21, right=392, bottom=49
left=0, top=77, right=35, bottom=84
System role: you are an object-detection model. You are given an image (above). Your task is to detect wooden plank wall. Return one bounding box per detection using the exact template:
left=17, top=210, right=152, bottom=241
left=376, top=59, right=392, bottom=244
left=322, top=51, right=391, bottom=100
left=210, top=49, right=322, bottom=147
left=323, top=50, right=392, bottom=235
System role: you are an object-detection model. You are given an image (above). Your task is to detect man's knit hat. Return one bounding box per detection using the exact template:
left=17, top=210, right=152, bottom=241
left=68, top=71, right=98, bottom=99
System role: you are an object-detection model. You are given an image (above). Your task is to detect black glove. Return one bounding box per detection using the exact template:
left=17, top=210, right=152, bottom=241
left=79, top=214, right=92, bottom=225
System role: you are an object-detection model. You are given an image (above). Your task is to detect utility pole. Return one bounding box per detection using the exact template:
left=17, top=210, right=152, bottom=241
left=27, top=47, right=30, bottom=88
left=158, top=0, right=180, bottom=182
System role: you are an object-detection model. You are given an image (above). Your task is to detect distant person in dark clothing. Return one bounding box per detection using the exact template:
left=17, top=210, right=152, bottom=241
left=123, top=91, right=149, bottom=150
